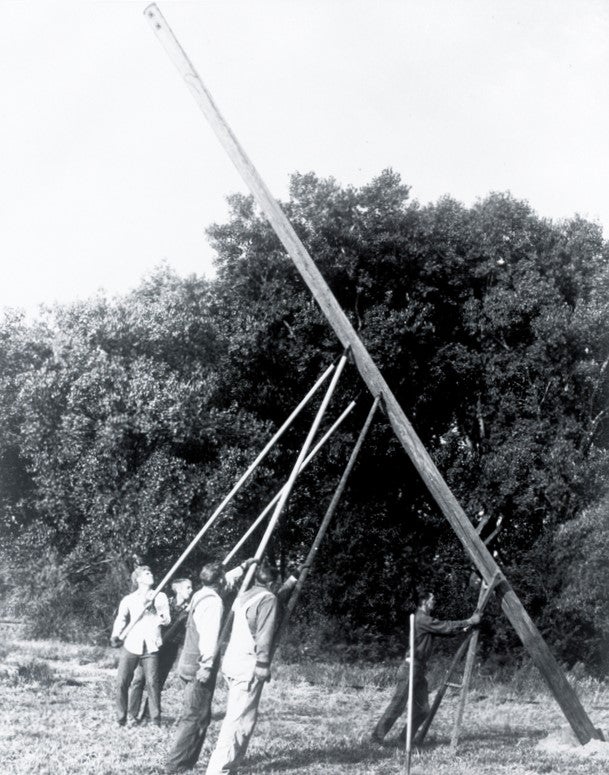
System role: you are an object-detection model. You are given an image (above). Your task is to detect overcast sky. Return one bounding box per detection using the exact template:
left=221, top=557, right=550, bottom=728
left=1, top=0, right=608, bottom=314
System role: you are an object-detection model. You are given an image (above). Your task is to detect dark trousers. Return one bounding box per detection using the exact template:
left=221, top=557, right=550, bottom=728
left=373, top=663, right=430, bottom=741
left=116, top=647, right=160, bottom=723
left=129, top=642, right=180, bottom=720
left=165, top=673, right=218, bottom=772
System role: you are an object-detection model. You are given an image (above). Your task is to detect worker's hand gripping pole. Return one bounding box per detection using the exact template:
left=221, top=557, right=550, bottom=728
left=118, top=363, right=335, bottom=641
left=223, top=399, right=356, bottom=566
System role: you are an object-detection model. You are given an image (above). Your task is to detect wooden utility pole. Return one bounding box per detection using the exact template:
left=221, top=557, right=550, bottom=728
left=144, top=3, right=600, bottom=744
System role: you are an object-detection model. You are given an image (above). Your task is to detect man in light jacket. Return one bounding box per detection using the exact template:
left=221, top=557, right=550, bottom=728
left=165, top=558, right=255, bottom=774
left=205, top=561, right=296, bottom=775
left=111, top=565, right=170, bottom=727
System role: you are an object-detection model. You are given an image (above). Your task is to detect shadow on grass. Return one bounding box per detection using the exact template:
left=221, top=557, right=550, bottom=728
left=454, top=727, right=548, bottom=745
left=241, top=726, right=550, bottom=772
left=396, top=725, right=547, bottom=752
left=244, top=740, right=395, bottom=771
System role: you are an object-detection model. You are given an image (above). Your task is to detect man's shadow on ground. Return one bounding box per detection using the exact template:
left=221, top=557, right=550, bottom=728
left=243, top=739, right=394, bottom=771
left=242, top=727, right=549, bottom=772
left=245, top=740, right=404, bottom=772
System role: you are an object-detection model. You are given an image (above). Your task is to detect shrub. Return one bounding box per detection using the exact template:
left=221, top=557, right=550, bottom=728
left=15, top=658, right=56, bottom=686
left=4, top=539, right=131, bottom=644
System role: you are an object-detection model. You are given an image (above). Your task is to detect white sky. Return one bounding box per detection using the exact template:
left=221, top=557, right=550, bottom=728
left=1, top=0, right=608, bottom=313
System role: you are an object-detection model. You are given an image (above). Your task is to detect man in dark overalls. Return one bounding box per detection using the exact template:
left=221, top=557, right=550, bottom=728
left=372, top=589, right=480, bottom=744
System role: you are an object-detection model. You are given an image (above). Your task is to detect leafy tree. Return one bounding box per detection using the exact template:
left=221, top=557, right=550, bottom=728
left=205, top=172, right=609, bottom=660
left=1, top=172, right=608, bottom=665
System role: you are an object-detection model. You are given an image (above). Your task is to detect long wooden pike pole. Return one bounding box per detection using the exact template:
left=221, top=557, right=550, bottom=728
left=143, top=4, right=600, bottom=743
left=237, top=353, right=348, bottom=594
left=120, top=361, right=334, bottom=641
left=224, top=400, right=356, bottom=566
left=211, top=353, right=349, bottom=665
left=274, top=395, right=380, bottom=648
left=405, top=613, right=415, bottom=775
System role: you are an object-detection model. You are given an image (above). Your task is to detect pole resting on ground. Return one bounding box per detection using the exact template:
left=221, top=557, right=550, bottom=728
left=144, top=4, right=600, bottom=744
left=405, top=612, right=415, bottom=775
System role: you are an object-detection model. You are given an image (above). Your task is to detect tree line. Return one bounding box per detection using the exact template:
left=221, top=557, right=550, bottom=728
left=1, top=170, right=608, bottom=668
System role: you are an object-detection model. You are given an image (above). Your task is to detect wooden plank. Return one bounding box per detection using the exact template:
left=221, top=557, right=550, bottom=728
left=143, top=4, right=600, bottom=744
left=415, top=633, right=473, bottom=745
left=405, top=613, right=416, bottom=774
left=450, top=574, right=499, bottom=751
left=450, top=622, right=480, bottom=751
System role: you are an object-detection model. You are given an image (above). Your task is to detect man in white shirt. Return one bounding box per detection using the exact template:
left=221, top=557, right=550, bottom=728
left=129, top=577, right=194, bottom=722
left=165, top=559, right=254, bottom=774
left=111, top=565, right=170, bottom=727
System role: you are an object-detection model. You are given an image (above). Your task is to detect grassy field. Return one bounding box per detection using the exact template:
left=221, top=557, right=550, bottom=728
left=2, top=636, right=609, bottom=774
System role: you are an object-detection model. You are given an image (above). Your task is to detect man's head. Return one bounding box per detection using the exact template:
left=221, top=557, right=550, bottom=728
left=254, top=561, right=279, bottom=589
left=131, top=565, right=154, bottom=590
left=417, top=589, right=435, bottom=614
left=172, top=577, right=193, bottom=604
left=199, top=561, right=226, bottom=592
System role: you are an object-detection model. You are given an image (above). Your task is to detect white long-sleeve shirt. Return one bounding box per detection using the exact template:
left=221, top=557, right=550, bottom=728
left=111, top=589, right=170, bottom=656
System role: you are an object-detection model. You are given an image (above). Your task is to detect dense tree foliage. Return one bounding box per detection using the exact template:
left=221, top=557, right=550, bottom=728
left=1, top=171, right=608, bottom=666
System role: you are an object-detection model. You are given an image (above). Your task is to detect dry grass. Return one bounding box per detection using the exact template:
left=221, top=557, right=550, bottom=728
left=2, top=637, right=609, bottom=774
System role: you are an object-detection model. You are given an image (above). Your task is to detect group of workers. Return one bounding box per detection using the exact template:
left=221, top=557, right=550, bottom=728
left=110, top=559, right=296, bottom=774
left=110, top=560, right=481, bottom=773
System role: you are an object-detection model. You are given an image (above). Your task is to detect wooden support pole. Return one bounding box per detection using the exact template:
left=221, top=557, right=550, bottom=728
left=450, top=546, right=503, bottom=750
left=414, top=633, right=473, bottom=746
left=223, top=400, right=356, bottom=566
left=274, top=396, right=380, bottom=648
left=233, top=354, right=348, bottom=597
left=212, top=354, right=348, bottom=665
left=405, top=613, right=415, bottom=775
left=144, top=4, right=600, bottom=744
left=450, top=590, right=485, bottom=751
left=416, top=574, right=501, bottom=746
